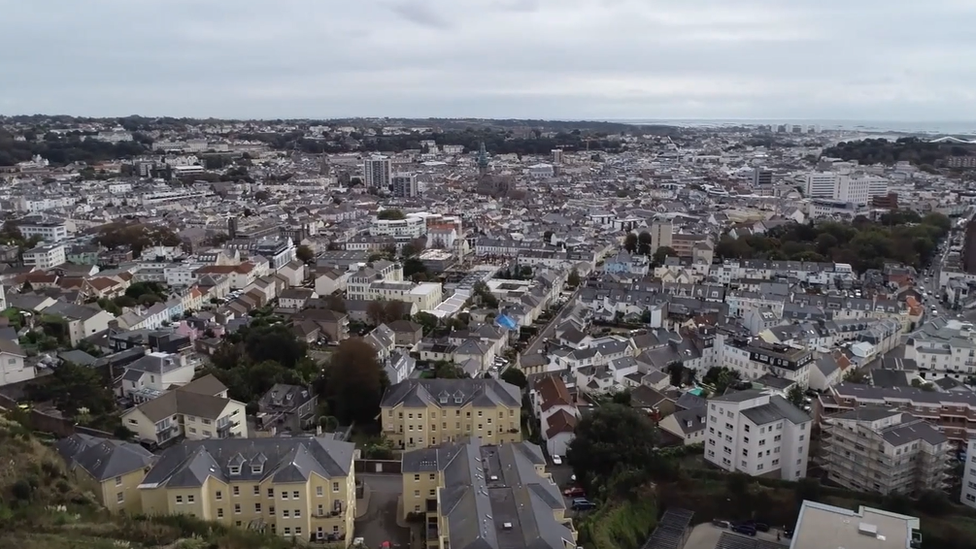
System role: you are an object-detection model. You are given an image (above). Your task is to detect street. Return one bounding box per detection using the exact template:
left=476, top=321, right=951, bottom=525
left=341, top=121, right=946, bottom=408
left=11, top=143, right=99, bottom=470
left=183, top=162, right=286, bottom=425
left=524, top=289, right=580, bottom=357
left=355, top=474, right=410, bottom=549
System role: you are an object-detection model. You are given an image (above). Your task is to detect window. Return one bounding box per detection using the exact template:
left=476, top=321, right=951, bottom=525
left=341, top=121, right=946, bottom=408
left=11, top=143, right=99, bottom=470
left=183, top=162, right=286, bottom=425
left=217, top=508, right=224, bottom=518
left=283, top=527, right=291, bottom=536
left=267, top=488, right=274, bottom=498
left=235, top=521, right=241, bottom=527
left=429, top=474, right=435, bottom=481
left=757, top=463, right=764, bottom=471
left=116, top=492, right=124, bottom=503
left=772, top=459, right=779, bottom=466
left=414, top=490, right=420, bottom=497
left=799, top=434, right=805, bottom=441
left=292, top=491, right=300, bottom=499
left=270, top=506, right=275, bottom=515
left=774, top=434, right=781, bottom=442
left=203, top=419, right=212, bottom=425
left=743, top=437, right=749, bottom=444
left=742, top=449, right=748, bottom=457
left=281, top=492, right=288, bottom=500
left=294, top=509, right=301, bottom=518
left=253, top=486, right=260, bottom=496
left=189, top=427, right=197, bottom=434
left=429, top=489, right=436, bottom=496
left=332, top=482, right=339, bottom=492
left=252, top=465, right=263, bottom=475
left=478, top=410, right=483, bottom=417
left=318, top=504, right=324, bottom=515
left=316, top=486, right=324, bottom=497
left=414, top=474, right=420, bottom=482
left=229, top=466, right=240, bottom=475
left=295, top=527, right=302, bottom=536
left=176, top=495, right=183, bottom=504
left=233, top=486, right=240, bottom=496
left=187, top=495, right=195, bottom=504
left=744, top=424, right=750, bottom=433
left=255, top=503, right=262, bottom=513
left=114, top=476, right=122, bottom=487
left=234, top=504, right=241, bottom=514
left=216, top=491, right=223, bottom=500
left=283, top=510, right=290, bottom=518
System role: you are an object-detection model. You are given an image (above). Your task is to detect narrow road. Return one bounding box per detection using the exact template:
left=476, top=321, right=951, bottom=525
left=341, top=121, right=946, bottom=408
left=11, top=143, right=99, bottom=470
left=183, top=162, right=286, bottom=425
left=524, top=289, right=581, bottom=358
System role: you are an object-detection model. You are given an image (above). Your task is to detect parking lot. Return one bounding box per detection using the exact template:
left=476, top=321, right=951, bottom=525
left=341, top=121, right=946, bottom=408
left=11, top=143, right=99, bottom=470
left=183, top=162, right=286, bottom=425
left=683, top=523, right=788, bottom=549
left=354, top=474, right=411, bottom=549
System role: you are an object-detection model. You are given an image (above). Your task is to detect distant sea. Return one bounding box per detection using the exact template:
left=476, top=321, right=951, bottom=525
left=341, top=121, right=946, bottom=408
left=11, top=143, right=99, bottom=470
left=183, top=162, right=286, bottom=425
left=608, top=119, right=976, bottom=136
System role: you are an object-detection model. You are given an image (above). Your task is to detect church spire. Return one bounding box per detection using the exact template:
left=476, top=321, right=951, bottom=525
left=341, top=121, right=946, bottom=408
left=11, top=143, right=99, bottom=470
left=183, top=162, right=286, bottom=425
left=476, top=141, right=490, bottom=177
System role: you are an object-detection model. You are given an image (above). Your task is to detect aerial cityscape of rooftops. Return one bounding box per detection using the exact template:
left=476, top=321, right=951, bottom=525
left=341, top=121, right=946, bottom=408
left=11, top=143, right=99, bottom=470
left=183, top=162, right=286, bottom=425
left=2, top=114, right=976, bottom=549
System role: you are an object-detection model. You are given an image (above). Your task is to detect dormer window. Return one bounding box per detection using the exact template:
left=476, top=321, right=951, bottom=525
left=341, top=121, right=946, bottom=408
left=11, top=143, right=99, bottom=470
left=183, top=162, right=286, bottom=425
left=229, top=466, right=241, bottom=475
left=454, top=396, right=463, bottom=404
left=439, top=396, right=448, bottom=404
left=251, top=464, right=263, bottom=475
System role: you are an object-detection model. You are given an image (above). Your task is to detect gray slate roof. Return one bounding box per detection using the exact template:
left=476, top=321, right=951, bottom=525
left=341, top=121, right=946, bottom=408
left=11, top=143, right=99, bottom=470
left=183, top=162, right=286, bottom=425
left=403, top=439, right=573, bottom=549
left=142, top=436, right=355, bottom=488
left=55, top=433, right=155, bottom=482
left=381, top=379, right=520, bottom=409
left=741, top=395, right=812, bottom=426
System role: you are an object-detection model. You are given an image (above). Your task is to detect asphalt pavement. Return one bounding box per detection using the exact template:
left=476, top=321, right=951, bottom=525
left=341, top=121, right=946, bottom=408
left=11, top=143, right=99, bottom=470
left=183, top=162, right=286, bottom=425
left=524, top=289, right=580, bottom=358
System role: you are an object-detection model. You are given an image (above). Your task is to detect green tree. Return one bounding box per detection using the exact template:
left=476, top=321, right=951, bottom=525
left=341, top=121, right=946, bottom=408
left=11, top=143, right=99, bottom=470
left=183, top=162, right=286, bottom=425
left=296, top=244, right=314, bottom=263
left=652, top=246, right=676, bottom=266
left=319, top=338, right=388, bottom=425
left=567, top=268, right=581, bottom=288
left=623, top=232, right=638, bottom=253
left=27, top=362, right=115, bottom=418
left=499, top=367, right=527, bottom=389
left=637, top=231, right=653, bottom=255
left=413, top=312, right=439, bottom=336
left=376, top=209, right=406, bottom=220
left=566, top=404, right=659, bottom=493
left=787, top=384, right=806, bottom=407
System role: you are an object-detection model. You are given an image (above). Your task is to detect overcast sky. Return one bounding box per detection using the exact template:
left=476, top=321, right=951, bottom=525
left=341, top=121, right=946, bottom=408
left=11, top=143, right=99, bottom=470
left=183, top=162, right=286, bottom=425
left=1, top=0, right=974, bottom=121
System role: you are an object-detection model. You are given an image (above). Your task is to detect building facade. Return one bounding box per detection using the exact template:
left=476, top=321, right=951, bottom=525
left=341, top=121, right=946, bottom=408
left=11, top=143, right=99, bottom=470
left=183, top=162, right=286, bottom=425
left=380, top=379, right=522, bottom=449
left=138, top=437, right=356, bottom=544
left=705, top=390, right=812, bottom=480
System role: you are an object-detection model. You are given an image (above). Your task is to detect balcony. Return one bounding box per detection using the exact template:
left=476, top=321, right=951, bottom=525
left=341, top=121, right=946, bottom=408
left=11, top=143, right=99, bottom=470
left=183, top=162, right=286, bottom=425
left=426, top=498, right=438, bottom=513
left=216, top=420, right=240, bottom=438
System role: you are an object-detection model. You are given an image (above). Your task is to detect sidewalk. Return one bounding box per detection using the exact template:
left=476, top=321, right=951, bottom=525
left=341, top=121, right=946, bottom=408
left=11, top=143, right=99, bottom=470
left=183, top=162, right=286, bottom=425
left=355, top=482, right=371, bottom=520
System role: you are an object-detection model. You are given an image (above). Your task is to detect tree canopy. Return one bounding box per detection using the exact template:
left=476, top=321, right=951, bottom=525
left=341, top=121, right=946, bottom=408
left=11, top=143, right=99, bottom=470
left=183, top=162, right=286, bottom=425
left=94, top=223, right=182, bottom=259
left=714, top=214, right=951, bottom=273
left=317, top=338, right=388, bottom=425
left=296, top=244, right=314, bottom=263
left=566, top=404, right=661, bottom=494
left=822, top=136, right=970, bottom=167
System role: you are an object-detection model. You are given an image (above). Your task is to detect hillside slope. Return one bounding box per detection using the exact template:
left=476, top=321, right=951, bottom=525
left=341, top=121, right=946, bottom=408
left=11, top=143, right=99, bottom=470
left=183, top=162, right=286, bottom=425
left=0, top=413, right=302, bottom=549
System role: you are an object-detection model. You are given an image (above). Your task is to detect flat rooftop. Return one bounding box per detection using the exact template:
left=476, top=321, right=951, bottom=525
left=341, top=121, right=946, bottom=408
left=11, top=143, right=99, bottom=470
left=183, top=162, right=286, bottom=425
left=790, top=500, right=920, bottom=549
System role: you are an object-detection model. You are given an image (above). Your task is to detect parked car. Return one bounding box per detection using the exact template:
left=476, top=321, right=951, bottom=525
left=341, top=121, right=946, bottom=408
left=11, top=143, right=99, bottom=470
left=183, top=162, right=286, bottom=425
left=552, top=455, right=563, bottom=465
left=571, top=498, right=597, bottom=511
left=743, top=520, right=769, bottom=532
left=731, top=523, right=757, bottom=536
left=563, top=486, right=585, bottom=497
left=711, top=519, right=730, bottom=528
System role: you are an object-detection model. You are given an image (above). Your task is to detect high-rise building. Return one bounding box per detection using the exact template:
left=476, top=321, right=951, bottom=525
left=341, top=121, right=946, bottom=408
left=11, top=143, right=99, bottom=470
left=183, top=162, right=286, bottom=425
left=805, top=172, right=838, bottom=198
left=821, top=408, right=949, bottom=496
left=363, top=155, right=392, bottom=189
left=704, top=390, right=812, bottom=480
left=391, top=173, right=418, bottom=198
left=752, top=167, right=773, bottom=187
left=552, top=149, right=564, bottom=165
left=650, top=220, right=673, bottom=254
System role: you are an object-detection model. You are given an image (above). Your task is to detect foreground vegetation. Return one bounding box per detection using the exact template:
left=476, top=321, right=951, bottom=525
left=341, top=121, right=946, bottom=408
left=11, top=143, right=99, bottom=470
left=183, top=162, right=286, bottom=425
left=0, top=414, right=303, bottom=549
left=568, top=404, right=976, bottom=549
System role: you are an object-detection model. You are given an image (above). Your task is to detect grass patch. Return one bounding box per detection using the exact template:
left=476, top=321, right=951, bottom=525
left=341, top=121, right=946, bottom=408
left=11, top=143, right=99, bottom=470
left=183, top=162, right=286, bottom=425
left=578, top=494, right=657, bottom=549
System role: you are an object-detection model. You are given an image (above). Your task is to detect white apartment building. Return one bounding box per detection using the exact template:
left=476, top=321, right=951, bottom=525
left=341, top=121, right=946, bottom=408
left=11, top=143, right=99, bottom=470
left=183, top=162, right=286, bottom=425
left=369, top=215, right=427, bottom=242
left=903, top=318, right=976, bottom=380
left=22, top=243, right=66, bottom=269
left=821, top=408, right=949, bottom=496
left=714, top=333, right=813, bottom=386
left=364, top=156, right=392, bottom=189
left=705, top=390, right=812, bottom=480
left=19, top=221, right=68, bottom=243
left=962, top=438, right=976, bottom=508
left=804, top=171, right=888, bottom=205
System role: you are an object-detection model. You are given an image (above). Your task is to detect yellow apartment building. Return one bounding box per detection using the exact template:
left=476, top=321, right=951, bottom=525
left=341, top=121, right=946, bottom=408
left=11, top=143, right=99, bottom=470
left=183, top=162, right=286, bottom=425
left=401, top=439, right=577, bottom=549
left=380, top=379, right=522, bottom=450
left=55, top=433, right=156, bottom=515
left=138, top=436, right=357, bottom=544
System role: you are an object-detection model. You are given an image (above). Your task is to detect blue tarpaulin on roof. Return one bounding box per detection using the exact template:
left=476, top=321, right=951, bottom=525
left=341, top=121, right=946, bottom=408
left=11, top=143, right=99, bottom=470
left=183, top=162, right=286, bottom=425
left=495, top=314, right=518, bottom=331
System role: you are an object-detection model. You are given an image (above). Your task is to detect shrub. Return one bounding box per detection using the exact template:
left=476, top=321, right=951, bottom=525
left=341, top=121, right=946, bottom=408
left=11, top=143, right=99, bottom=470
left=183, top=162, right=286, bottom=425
left=11, top=479, right=33, bottom=501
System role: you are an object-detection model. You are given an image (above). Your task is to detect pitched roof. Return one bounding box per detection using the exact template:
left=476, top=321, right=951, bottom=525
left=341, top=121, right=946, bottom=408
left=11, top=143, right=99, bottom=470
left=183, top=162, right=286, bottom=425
left=544, top=409, right=577, bottom=438
left=534, top=376, right=572, bottom=412
left=125, top=374, right=233, bottom=422
left=141, top=436, right=355, bottom=489
left=381, top=379, right=520, bottom=409
left=55, top=433, right=155, bottom=482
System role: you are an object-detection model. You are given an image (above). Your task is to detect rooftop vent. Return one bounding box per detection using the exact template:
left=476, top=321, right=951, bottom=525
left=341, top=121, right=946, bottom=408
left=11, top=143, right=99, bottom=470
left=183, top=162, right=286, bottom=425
left=502, top=522, right=514, bottom=530
left=858, top=523, right=878, bottom=537
left=489, top=475, right=499, bottom=481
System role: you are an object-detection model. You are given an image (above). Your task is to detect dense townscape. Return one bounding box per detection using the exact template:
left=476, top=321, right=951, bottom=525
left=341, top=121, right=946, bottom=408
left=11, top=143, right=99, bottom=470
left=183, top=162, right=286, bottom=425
left=2, top=116, right=976, bottom=549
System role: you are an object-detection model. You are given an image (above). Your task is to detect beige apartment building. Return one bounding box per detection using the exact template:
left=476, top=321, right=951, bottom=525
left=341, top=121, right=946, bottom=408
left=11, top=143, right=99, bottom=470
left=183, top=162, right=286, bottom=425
left=55, top=433, right=156, bottom=515
left=820, top=408, right=951, bottom=495
left=380, top=379, right=522, bottom=450
left=138, top=436, right=356, bottom=544
left=402, top=439, right=577, bottom=549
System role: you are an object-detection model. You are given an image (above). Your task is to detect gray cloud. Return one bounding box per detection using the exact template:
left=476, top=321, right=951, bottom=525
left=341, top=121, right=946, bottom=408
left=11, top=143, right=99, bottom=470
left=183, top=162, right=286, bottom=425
left=0, top=0, right=971, bottom=121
